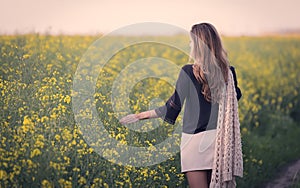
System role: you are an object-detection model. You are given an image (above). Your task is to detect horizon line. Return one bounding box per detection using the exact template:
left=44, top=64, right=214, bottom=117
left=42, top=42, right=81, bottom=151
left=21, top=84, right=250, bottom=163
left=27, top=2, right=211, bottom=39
left=1, top=27, right=300, bottom=37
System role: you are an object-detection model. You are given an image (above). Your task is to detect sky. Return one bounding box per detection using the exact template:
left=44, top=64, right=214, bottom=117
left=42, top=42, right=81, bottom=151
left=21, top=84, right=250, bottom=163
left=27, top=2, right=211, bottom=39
left=0, top=0, right=299, bottom=36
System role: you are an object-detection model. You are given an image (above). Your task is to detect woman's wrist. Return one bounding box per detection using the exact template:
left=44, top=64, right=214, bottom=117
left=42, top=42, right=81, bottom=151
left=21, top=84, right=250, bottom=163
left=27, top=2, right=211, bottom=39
left=136, top=110, right=158, bottom=120
left=137, top=111, right=148, bottom=120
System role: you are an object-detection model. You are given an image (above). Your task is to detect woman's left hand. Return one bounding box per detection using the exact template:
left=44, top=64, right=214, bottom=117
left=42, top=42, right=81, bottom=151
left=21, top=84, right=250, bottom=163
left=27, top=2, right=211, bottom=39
left=119, top=114, right=139, bottom=124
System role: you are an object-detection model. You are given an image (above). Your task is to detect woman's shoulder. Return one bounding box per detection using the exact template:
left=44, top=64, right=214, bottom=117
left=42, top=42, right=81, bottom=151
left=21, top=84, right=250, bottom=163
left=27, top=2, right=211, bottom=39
left=229, top=65, right=235, bottom=71
left=179, top=64, right=195, bottom=79
left=181, top=64, right=237, bottom=75
left=229, top=65, right=238, bottom=76
left=182, top=63, right=193, bottom=69
left=181, top=64, right=193, bottom=73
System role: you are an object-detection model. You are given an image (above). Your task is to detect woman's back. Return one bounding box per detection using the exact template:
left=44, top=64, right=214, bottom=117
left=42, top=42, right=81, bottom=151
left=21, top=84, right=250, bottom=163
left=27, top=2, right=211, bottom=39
left=155, top=64, right=242, bottom=134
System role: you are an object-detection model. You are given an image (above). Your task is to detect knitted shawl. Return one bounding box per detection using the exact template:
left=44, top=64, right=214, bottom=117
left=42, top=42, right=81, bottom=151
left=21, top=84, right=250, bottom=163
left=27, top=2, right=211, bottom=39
left=209, top=69, right=243, bottom=188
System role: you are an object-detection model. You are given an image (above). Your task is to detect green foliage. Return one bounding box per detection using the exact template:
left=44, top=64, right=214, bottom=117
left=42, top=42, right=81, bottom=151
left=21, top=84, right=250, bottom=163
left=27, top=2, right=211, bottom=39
left=0, top=34, right=300, bottom=187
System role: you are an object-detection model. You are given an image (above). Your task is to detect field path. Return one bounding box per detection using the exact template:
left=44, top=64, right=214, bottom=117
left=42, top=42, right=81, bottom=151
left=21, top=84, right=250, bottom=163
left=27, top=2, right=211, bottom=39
left=265, top=159, right=300, bottom=188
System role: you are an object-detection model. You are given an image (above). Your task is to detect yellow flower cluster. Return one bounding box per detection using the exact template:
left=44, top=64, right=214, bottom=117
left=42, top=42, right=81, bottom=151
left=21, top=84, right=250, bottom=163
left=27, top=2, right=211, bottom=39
left=0, top=34, right=299, bottom=187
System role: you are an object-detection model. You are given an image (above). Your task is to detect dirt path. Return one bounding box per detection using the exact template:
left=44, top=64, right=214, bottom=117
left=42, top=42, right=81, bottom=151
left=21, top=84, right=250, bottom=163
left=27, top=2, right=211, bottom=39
left=265, top=159, right=300, bottom=188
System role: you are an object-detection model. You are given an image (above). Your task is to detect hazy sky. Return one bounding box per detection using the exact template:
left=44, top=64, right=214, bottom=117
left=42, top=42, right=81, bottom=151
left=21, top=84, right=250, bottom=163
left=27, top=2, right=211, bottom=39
left=1, top=0, right=299, bottom=35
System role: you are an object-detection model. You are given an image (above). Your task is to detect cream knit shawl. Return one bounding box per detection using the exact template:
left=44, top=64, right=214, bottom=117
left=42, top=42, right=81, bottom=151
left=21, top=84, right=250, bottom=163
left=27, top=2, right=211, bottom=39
left=209, top=69, right=243, bottom=188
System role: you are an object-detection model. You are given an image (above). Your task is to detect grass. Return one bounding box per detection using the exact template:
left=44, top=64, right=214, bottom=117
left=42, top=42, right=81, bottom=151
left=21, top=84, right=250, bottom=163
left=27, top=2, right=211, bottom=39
left=0, top=34, right=300, bottom=187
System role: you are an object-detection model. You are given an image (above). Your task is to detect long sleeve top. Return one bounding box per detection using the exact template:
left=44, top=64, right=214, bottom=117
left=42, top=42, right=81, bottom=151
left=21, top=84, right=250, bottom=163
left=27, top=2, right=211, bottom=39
left=154, top=64, right=242, bottom=134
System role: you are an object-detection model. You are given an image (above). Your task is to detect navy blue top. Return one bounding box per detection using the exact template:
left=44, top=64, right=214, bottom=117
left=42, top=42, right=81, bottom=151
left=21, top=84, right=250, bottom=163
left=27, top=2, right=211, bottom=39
left=154, top=64, right=242, bottom=134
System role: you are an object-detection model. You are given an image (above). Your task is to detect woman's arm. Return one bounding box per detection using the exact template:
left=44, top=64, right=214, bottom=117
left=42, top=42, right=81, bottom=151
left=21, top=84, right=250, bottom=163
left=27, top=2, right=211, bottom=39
left=119, top=65, right=190, bottom=125
left=119, top=110, right=159, bottom=124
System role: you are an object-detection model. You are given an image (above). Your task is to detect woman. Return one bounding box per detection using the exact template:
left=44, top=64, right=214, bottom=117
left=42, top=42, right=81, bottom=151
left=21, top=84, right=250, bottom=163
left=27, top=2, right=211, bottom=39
left=120, top=23, right=243, bottom=188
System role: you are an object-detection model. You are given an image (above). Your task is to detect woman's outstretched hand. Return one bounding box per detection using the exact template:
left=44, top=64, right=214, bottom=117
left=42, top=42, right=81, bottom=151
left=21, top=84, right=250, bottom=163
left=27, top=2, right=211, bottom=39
left=119, top=114, right=139, bottom=124
left=119, top=110, right=157, bottom=124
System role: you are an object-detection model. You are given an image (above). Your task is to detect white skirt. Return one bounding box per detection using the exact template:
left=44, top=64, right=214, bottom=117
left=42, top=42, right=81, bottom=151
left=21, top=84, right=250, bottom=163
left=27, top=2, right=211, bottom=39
left=180, top=129, right=217, bottom=172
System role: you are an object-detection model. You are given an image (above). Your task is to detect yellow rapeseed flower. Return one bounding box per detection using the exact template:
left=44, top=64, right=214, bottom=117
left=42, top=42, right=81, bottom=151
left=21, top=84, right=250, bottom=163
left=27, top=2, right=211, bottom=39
left=37, top=134, right=45, bottom=141
left=27, top=159, right=35, bottom=168
left=64, top=95, right=71, bottom=104
left=13, top=165, right=21, bottom=175
left=62, top=128, right=72, bottom=141
left=55, top=134, right=61, bottom=141
left=242, top=127, right=248, bottom=134
left=58, top=179, right=72, bottom=188
left=0, top=170, right=8, bottom=180
left=22, top=54, right=30, bottom=59
left=88, top=148, right=94, bottom=153
left=2, top=162, right=8, bottom=168
left=103, top=183, right=109, bottom=188
left=63, top=156, right=70, bottom=164
left=78, top=176, right=87, bottom=185
left=41, top=179, right=52, bottom=188
left=50, top=112, right=57, bottom=119
left=165, top=173, right=170, bottom=181
left=30, top=148, right=42, bottom=158
left=41, top=116, right=49, bottom=123
left=23, top=115, right=33, bottom=125
left=71, top=140, right=77, bottom=146
left=73, top=167, right=80, bottom=172
left=34, top=140, right=45, bottom=148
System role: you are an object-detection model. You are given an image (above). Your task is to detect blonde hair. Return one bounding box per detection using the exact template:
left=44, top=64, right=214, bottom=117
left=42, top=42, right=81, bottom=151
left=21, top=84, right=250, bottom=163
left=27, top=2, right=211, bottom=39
left=189, top=23, right=229, bottom=102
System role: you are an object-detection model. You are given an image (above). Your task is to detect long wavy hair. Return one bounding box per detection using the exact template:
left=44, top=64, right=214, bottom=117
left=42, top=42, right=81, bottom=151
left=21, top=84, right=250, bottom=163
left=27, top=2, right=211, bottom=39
left=189, top=23, right=229, bottom=102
